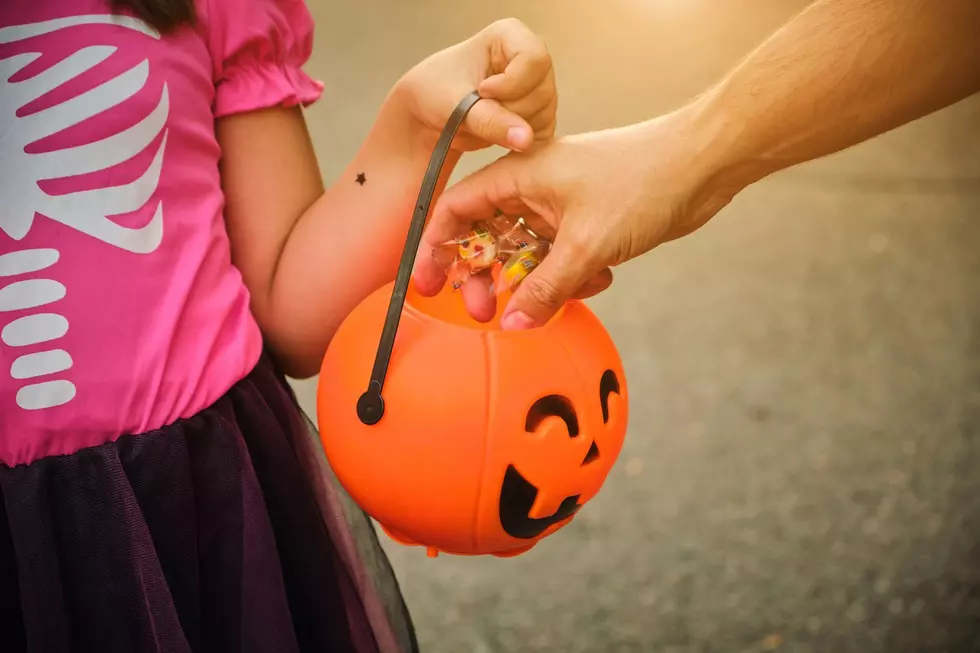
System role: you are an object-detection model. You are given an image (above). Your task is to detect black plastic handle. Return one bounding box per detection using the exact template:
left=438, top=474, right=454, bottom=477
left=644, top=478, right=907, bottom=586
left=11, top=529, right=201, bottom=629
left=356, top=91, right=483, bottom=425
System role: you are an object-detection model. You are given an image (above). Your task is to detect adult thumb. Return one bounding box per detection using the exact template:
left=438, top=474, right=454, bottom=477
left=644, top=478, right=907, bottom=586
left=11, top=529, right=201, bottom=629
left=500, top=234, right=598, bottom=330
left=463, top=98, right=534, bottom=151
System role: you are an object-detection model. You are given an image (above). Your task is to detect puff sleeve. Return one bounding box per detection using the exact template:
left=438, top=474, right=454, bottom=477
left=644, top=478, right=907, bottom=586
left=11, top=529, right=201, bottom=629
left=203, top=0, right=324, bottom=118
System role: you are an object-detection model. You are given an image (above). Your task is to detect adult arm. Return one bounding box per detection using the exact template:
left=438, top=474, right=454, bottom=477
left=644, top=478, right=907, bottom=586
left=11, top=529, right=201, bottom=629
left=415, top=0, right=980, bottom=329
left=700, top=0, right=980, bottom=187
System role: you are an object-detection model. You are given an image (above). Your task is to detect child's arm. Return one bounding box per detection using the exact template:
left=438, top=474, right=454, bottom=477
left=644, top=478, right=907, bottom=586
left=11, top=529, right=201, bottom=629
left=219, top=93, right=453, bottom=379
left=218, top=20, right=556, bottom=378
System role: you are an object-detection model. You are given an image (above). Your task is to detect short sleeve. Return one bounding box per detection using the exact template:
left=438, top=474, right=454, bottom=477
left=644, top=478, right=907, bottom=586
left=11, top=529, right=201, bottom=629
left=203, top=0, right=324, bottom=118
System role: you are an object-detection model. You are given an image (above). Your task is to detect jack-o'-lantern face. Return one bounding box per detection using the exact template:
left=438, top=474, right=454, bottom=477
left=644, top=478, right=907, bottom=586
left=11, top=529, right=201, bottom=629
left=469, top=297, right=629, bottom=556
left=499, top=369, right=623, bottom=540
left=499, top=370, right=625, bottom=540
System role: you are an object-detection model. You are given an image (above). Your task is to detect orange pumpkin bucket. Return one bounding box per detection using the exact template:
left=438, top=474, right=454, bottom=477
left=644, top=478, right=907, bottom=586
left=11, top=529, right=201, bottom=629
left=316, top=93, right=629, bottom=558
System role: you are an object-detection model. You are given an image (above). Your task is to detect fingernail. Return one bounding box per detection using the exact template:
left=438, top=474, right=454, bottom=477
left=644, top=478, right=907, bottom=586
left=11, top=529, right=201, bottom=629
left=501, top=310, right=535, bottom=330
left=506, top=127, right=530, bottom=151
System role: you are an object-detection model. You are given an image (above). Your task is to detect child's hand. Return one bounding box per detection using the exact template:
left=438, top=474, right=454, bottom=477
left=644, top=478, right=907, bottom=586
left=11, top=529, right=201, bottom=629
left=396, top=18, right=557, bottom=153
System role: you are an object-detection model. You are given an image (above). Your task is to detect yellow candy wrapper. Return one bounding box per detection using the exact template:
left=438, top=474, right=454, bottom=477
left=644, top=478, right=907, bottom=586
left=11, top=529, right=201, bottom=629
left=496, top=243, right=548, bottom=295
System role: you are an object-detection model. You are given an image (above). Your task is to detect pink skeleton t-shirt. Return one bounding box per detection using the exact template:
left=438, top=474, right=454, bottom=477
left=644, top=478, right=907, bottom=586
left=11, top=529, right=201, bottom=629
left=0, top=0, right=323, bottom=466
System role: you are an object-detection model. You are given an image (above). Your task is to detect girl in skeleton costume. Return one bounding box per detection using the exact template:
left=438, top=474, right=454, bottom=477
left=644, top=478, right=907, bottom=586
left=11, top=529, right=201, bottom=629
left=0, top=0, right=557, bottom=650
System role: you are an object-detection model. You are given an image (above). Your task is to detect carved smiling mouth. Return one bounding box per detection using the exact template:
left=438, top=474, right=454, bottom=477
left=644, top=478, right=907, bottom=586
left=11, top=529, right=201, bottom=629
left=498, top=369, right=621, bottom=541
left=498, top=465, right=581, bottom=540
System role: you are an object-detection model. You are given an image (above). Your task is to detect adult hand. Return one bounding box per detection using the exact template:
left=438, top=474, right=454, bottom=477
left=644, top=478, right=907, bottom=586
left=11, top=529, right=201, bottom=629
left=413, top=107, right=751, bottom=329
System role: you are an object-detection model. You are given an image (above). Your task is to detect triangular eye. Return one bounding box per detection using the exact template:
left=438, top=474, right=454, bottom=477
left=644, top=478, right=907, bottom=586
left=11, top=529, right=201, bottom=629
left=525, top=395, right=579, bottom=437
left=599, top=370, right=620, bottom=424
left=581, top=441, right=600, bottom=465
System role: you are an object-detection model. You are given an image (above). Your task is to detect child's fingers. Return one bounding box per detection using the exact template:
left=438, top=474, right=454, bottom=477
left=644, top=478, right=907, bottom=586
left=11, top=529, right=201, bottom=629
left=496, top=83, right=557, bottom=135
left=478, top=65, right=547, bottom=102
left=514, top=100, right=557, bottom=141
left=478, top=20, right=552, bottom=101
left=463, top=99, right=534, bottom=151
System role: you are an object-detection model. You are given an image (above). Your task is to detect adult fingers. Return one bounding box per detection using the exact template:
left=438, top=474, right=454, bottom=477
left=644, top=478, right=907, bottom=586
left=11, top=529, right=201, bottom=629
left=572, top=267, right=614, bottom=299
left=458, top=266, right=608, bottom=323
left=499, top=229, right=602, bottom=330
left=413, top=156, right=526, bottom=295
left=460, top=271, right=497, bottom=322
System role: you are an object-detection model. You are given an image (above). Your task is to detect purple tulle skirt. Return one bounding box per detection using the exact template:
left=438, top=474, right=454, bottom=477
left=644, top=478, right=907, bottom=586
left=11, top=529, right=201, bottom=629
left=0, top=353, right=417, bottom=653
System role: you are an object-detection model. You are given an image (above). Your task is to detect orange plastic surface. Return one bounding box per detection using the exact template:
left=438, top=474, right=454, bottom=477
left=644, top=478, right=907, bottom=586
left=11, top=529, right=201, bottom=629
left=316, top=278, right=629, bottom=558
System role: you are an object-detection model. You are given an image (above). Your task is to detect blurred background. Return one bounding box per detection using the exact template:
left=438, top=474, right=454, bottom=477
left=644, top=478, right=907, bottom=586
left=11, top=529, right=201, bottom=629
left=289, top=1, right=980, bottom=652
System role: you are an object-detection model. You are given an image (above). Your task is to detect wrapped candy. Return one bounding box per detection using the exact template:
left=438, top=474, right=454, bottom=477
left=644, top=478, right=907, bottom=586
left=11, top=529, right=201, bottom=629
left=456, top=224, right=499, bottom=270
left=499, top=246, right=545, bottom=292
left=435, top=214, right=551, bottom=295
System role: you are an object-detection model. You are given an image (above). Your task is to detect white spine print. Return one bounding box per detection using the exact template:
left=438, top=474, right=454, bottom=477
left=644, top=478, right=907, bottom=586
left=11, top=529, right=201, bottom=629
left=0, top=16, right=167, bottom=411
left=0, top=250, right=74, bottom=409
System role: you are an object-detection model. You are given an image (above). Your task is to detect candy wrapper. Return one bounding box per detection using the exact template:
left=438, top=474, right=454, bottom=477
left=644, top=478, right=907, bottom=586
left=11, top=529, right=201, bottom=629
left=434, top=214, right=551, bottom=295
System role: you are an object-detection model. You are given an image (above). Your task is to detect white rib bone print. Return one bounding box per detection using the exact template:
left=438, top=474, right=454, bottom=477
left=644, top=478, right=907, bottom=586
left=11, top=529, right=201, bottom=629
left=0, top=15, right=168, bottom=410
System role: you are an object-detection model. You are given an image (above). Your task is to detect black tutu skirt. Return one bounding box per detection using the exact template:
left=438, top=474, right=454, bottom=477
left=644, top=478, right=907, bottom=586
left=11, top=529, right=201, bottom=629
left=0, top=353, right=418, bottom=653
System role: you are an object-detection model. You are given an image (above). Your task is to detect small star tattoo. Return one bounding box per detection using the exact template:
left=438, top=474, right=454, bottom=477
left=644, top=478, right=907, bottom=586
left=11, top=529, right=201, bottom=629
left=355, top=173, right=367, bottom=186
